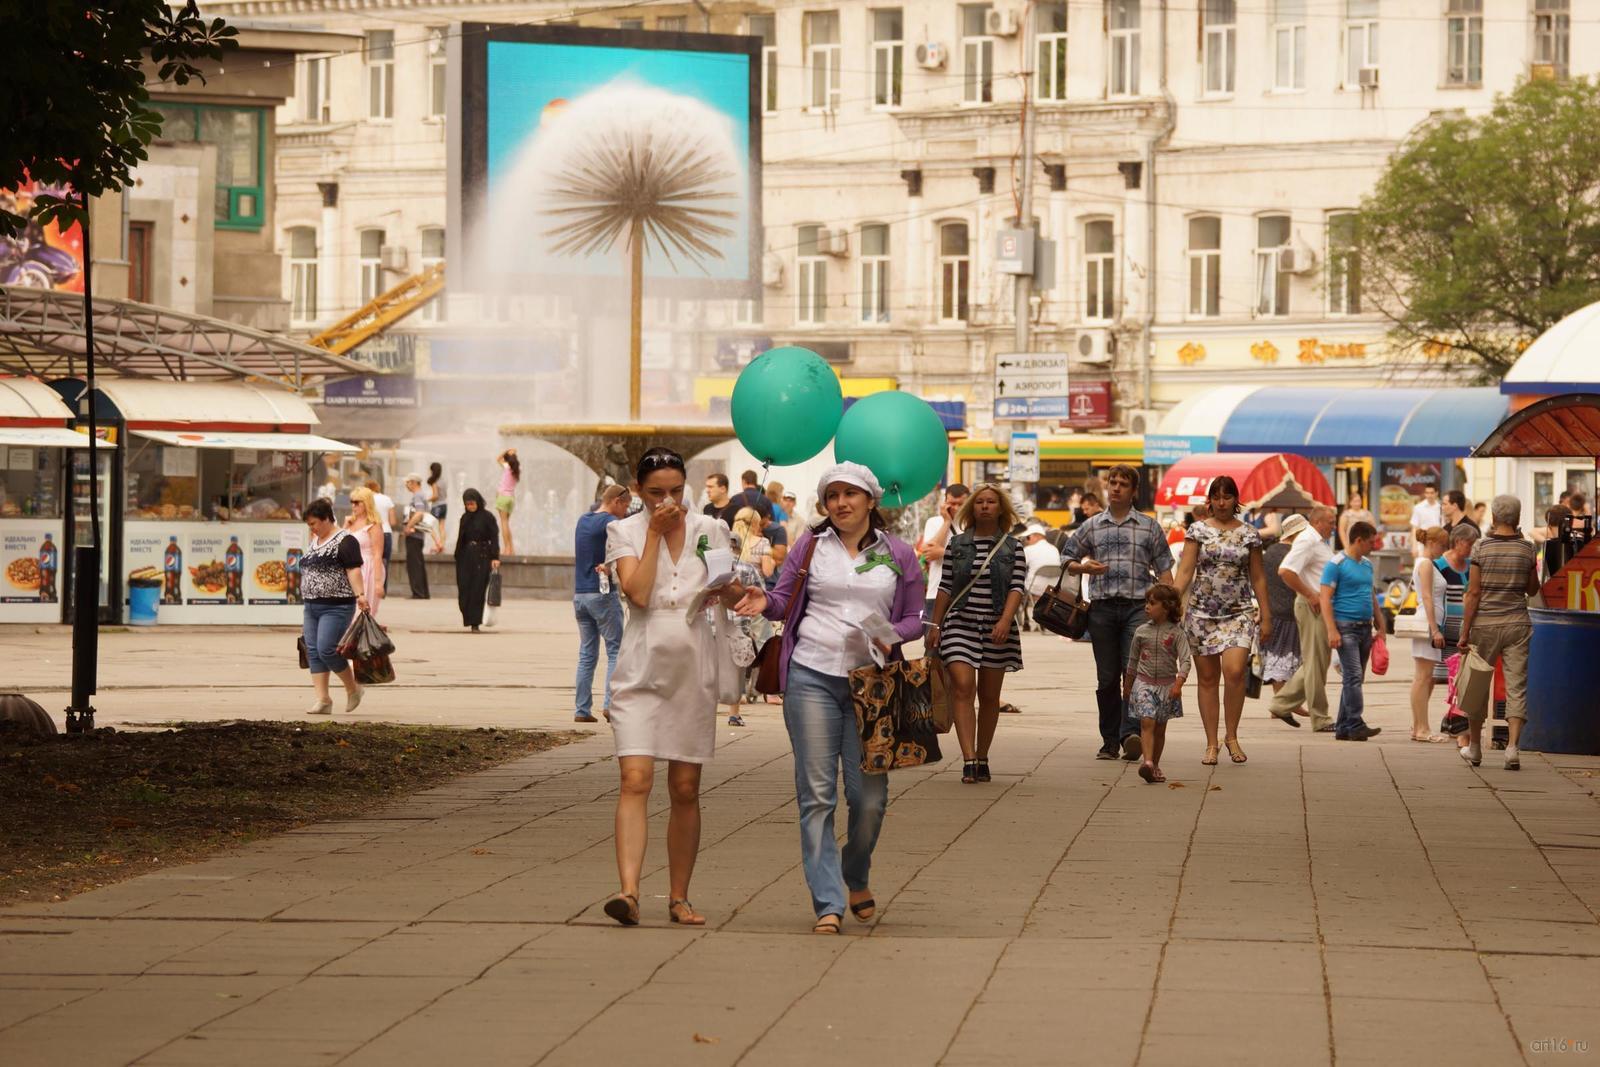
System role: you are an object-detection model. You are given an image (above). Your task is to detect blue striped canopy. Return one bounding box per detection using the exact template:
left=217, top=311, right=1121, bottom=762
left=1218, top=387, right=1508, bottom=459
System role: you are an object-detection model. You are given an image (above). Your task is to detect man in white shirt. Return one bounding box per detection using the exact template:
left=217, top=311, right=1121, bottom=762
left=1020, top=522, right=1061, bottom=634
left=1268, top=505, right=1337, bottom=731
left=915, top=483, right=969, bottom=622
left=367, top=480, right=397, bottom=595
left=1409, top=486, right=1442, bottom=556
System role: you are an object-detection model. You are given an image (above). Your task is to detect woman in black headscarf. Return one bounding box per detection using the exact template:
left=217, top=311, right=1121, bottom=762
left=455, top=488, right=500, bottom=632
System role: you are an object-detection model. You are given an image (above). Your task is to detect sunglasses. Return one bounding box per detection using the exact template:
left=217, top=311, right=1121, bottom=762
left=637, top=449, right=686, bottom=474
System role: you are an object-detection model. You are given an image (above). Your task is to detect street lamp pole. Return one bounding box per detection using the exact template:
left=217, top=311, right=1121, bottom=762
left=1013, top=10, right=1039, bottom=356
left=67, top=185, right=100, bottom=733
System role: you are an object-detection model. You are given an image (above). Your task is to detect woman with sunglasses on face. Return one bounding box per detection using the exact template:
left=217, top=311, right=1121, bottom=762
left=602, top=447, right=735, bottom=928
left=926, top=483, right=1027, bottom=784
left=1174, top=476, right=1273, bottom=765
left=735, top=463, right=925, bottom=935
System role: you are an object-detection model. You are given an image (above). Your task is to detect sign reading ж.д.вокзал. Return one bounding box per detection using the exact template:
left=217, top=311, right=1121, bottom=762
left=994, top=352, right=1069, bottom=419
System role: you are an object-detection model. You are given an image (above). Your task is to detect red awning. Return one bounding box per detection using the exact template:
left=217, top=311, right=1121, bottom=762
left=1154, top=452, right=1335, bottom=510
left=1472, top=393, right=1600, bottom=458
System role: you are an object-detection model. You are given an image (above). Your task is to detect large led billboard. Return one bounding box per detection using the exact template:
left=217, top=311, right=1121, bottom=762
left=449, top=23, right=762, bottom=297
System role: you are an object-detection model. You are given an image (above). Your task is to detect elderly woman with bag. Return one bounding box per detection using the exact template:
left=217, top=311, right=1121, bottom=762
left=300, top=498, right=369, bottom=715
left=926, top=484, right=1027, bottom=784
left=735, top=462, right=925, bottom=935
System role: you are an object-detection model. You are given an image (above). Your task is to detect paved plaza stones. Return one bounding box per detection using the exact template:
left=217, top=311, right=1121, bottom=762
left=3, top=600, right=1598, bottom=1065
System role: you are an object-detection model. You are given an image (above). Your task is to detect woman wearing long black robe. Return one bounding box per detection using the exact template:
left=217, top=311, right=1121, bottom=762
left=455, top=488, right=500, bottom=631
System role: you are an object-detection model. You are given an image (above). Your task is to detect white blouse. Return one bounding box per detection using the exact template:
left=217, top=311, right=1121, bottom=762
left=791, top=528, right=900, bottom=677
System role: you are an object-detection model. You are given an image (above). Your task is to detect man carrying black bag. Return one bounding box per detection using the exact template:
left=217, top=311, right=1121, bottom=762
left=1059, top=465, right=1174, bottom=763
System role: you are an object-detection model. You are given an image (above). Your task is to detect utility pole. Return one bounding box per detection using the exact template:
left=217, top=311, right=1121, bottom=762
left=1013, top=9, right=1039, bottom=355
left=67, top=186, right=100, bottom=733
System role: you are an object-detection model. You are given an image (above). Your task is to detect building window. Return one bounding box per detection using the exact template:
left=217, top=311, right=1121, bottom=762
left=657, top=15, right=687, bottom=31
left=366, top=30, right=395, bottom=119
left=961, top=4, right=995, bottom=104
left=428, top=28, right=447, bottom=119
left=147, top=103, right=266, bottom=231
left=1203, top=0, right=1237, bottom=96
left=1346, top=0, right=1378, bottom=86
left=618, top=18, right=644, bottom=30
left=1273, top=0, right=1306, bottom=90
left=749, top=15, right=779, bottom=112
left=1444, top=0, right=1483, bottom=86
left=805, top=12, right=842, bottom=112
left=860, top=223, right=890, bottom=323
left=872, top=9, right=905, bottom=109
left=359, top=228, right=386, bottom=306
left=288, top=227, right=318, bottom=324
left=1254, top=215, right=1291, bottom=317
left=1534, top=0, right=1570, bottom=79
left=1084, top=219, right=1115, bottom=322
left=420, top=227, right=445, bottom=323
left=128, top=221, right=153, bottom=303
left=1187, top=216, right=1221, bottom=318
left=300, top=55, right=331, bottom=123
left=797, top=224, right=827, bottom=324
left=1108, top=0, right=1141, bottom=98
left=735, top=296, right=763, bottom=325
left=1036, top=2, right=1068, bottom=102
left=1326, top=212, right=1361, bottom=316
left=938, top=223, right=971, bottom=323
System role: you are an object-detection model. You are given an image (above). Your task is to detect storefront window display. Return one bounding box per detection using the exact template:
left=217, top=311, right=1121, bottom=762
left=0, top=446, right=62, bottom=517
left=124, top=440, right=201, bottom=519
left=123, top=442, right=305, bottom=522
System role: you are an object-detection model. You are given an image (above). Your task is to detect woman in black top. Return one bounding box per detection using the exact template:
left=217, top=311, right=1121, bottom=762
left=1260, top=525, right=1303, bottom=726
left=455, top=488, right=500, bottom=632
left=300, top=497, right=369, bottom=715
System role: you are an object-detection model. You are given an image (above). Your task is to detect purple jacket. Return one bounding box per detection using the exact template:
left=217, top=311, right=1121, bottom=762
left=762, top=527, right=927, bottom=691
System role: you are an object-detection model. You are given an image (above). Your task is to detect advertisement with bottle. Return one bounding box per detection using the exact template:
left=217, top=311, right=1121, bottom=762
left=0, top=519, right=64, bottom=622
left=121, top=522, right=305, bottom=623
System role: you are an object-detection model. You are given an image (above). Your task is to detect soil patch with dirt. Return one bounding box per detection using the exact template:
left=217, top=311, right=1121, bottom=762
left=0, top=720, right=579, bottom=905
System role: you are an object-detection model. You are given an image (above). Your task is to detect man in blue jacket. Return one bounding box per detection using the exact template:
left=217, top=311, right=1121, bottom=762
left=574, top=485, right=631, bottom=723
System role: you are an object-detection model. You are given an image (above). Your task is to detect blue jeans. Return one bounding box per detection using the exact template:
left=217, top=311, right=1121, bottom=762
left=1334, top=619, right=1374, bottom=736
left=783, top=662, right=888, bottom=919
left=574, top=592, right=622, bottom=717
left=1088, top=597, right=1146, bottom=749
left=302, top=599, right=356, bottom=674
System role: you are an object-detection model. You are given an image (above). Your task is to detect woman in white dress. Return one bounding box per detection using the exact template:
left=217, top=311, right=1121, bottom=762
left=602, top=447, right=733, bottom=928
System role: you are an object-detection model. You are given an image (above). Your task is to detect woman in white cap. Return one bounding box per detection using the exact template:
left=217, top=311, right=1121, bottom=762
left=735, top=462, right=926, bottom=935
left=602, top=447, right=736, bottom=928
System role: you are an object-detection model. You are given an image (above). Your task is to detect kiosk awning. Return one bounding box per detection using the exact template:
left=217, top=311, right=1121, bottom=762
left=1472, top=393, right=1600, bottom=458
left=85, top=378, right=322, bottom=427
left=0, top=376, right=74, bottom=420
left=0, top=426, right=111, bottom=448
left=1216, top=387, right=1509, bottom=458
left=131, top=430, right=358, bottom=452
left=1154, top=452, right=1336, bottom=510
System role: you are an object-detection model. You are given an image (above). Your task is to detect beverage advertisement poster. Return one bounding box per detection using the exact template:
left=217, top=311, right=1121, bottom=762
left=0, top=520, right=62, bottom=622
left=1377, top=462, right=1442, bottom=530
left=185, top=532, right=230, bottom=605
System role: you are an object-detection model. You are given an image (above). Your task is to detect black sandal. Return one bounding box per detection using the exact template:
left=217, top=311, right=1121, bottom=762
left=603, top=892, right=639, bottom=926
left=962, top=760, right=978, bottom=783
left=849, top=897, right=876, bottom=922
left=975, top=758, right=991, bottom=782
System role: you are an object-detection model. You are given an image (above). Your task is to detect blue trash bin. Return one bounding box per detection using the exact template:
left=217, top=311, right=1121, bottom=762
left=128, top=581, right=160, bottom=625
left=1521, top=607, right=1600, bottom=756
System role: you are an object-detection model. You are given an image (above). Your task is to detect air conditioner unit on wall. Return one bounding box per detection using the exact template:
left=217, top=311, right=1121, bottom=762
left=915, top=42, right=948, bottom=69
left=380, top=245, right=408, bottom=272
left=985, top=8, right=1020, bottom=36
left=1358, top=66, right=1379, bottom=89
left=428, top=28, right=446, bottom=55
left=1126, top=408, right=1162, bottom=436
left=762, top=252, right=785, bottom=289
left=1075, top=328, right=1115, bottom=365
left=820, top=228, right=849, bottom=257
left=1277, top=244, right=1319, bottom=275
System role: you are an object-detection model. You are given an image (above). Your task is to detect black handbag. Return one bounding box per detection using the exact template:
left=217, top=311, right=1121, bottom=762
left=1032, top=569, right=1090, bottom=640
left=486, top=570, right=503, bottom=607
left=297, top=636, right=309, bottom=670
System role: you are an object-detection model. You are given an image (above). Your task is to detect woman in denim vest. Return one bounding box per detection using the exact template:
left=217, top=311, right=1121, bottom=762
left=735, top=462, right=925, bottom=935
left=927, top=484, right=1027, bottom=783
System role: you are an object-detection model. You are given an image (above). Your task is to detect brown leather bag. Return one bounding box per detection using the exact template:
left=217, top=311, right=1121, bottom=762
left=752, top=537, right=818, bottom=695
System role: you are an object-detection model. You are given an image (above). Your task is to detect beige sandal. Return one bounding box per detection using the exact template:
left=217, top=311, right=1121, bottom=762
left=812, top=914, right=842, bottom=935
left=1225, top=738, right=1247, bottom=764
left=1202, top=745, right=1219, bottom=766
left=668, top=898, right=706, bottom=926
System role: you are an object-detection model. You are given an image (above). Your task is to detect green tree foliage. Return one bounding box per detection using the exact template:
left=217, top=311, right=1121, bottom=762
left=1357, top=77, right=1600, bottom=377
left=0, top=2, right=236, bottom=237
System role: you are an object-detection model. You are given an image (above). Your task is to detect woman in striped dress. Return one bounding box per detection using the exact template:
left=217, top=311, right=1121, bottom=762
left=927, top=484, right=1027, bottom=783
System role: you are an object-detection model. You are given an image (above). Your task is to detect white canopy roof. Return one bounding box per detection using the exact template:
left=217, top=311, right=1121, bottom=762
left=131, top=430, right=357, bottom=453
left=1155, top=385, right=1264, bottom=437
left=0, top=376, right=73, bottom=420
left=1504, top=300, right=1600, bottom=395
left=90, top=379, right=321, bottom=427
left=0, top=426, right=111, bottom=448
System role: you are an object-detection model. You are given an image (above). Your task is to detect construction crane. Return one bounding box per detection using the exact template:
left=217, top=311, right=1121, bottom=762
left=307, top=262, right=444, bottom=357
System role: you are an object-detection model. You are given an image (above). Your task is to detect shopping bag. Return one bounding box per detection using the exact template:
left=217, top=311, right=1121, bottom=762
left=1440, top=653, right=1470, bottom=735
left=352, top=651, right=396, bottom=685
left=928, top=655, right=954, bottom=734
left=848, top=658, right=943, bottom=773
left=1455, top=646, right=1494, bottom=718
left=1371, top=634, right=1390, bottom=676
left=709, top=607, right=748, bottom=705
left=336, top=610, right=395, bottom=659
left=486, top=570, right=503, bottom=608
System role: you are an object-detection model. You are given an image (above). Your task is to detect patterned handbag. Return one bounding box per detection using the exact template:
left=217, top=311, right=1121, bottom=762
left=849, top=657, right=944, bottom=773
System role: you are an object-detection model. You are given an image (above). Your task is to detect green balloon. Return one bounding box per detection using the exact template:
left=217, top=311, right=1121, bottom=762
left=833, top=391, right=950, bottom=508
left=730, top=346, right=843, bottom=467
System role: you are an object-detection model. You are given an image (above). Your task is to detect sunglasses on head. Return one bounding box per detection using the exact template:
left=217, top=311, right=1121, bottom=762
left=637, top=449, right=686, bottom=474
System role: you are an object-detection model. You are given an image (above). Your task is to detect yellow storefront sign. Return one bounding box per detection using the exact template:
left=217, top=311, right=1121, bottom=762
left=694, top=372, right=898, bottom=409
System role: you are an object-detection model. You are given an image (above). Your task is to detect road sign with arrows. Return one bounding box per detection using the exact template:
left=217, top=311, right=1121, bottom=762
left=993, top=352, right=1069, bottom=418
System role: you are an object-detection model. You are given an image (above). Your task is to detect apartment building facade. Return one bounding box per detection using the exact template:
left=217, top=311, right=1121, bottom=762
left=205, top=0, right=1590, bottom=446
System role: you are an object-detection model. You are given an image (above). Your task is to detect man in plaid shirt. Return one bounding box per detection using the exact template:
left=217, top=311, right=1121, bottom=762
left=1060, top=465, right=1174, bottom=761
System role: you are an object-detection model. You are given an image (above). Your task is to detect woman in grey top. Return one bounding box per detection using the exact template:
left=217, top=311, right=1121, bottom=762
left=1260, top=515, right=1308, bottom=727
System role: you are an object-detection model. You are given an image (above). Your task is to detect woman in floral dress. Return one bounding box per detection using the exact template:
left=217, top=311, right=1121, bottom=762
left=1174, top=476, right=1273, bottom=765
